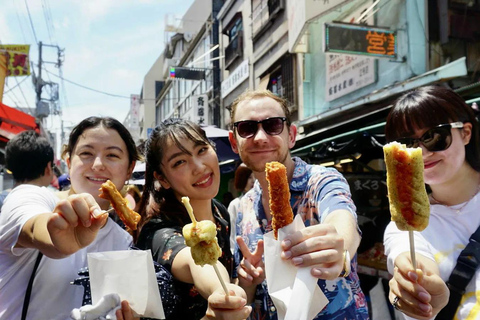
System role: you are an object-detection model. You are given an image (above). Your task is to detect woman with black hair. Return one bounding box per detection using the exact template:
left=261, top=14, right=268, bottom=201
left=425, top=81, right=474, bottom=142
left=384, top=86, right=480, bottom=320
left=135, top=118, right=251, bottom=320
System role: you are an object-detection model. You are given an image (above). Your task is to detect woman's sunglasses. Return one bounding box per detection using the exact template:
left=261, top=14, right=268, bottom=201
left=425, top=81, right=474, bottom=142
left=233, top=117, right=287, bottom=139
left=396, top=122, right=464, bottom=152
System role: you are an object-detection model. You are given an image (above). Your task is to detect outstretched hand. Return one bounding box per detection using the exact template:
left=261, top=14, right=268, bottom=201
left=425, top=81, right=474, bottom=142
left=388, top=253, right=449, bottom=319
left=280, top=223, right=345, bottom=280
left=47, top=193, right=108, bottom=256
left=204, top=285, right=252, bottom=320
left=236, top=236, right=265, bottom=287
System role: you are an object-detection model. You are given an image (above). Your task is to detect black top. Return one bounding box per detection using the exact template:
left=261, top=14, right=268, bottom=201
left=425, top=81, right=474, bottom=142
left=136, top=199, right=233, bottom=320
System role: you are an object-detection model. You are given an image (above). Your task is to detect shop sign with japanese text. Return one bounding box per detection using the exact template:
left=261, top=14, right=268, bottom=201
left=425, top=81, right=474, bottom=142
left=221, top=59, right=249, bottom=99
left=193, top=94, right=209, bottom=126
left=130, top=94, right=140, bottom=128
left=325, top=55, right=375, bottom=101
left=0, top=45, right=31, bottom=77
left=324, top=22, right=397, bottom=59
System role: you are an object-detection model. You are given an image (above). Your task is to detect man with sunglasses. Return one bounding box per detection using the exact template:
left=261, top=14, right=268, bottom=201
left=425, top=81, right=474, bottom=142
left=228, top=89, right=369, bottom=320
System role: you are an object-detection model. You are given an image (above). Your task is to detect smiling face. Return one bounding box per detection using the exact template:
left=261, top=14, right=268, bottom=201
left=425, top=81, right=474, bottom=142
left=67, top=125, right=135, bottom=207
left=156, top=135, right=220, bottom=202
left=229, top=96, right=296, bottom=173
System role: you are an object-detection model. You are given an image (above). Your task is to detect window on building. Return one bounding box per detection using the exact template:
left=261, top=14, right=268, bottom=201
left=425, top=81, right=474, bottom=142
left=251, top=0, right=284, bottom=40
left=224, top=15, right=243, bottom=68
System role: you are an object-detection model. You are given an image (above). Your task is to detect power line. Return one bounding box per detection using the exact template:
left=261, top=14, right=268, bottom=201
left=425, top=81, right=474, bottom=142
left=41, top=0, right=54, bottom=44
left=41, top=67, right=131, bottom=99
left=4, top=82, right=25, bottom=109
left=24, top=0, right=39, bottom=44
left=13, top=0, right=28, bottom=43
left=3, top=75, right=31, bottom=94
left=13, top=76, right=32, bottom=109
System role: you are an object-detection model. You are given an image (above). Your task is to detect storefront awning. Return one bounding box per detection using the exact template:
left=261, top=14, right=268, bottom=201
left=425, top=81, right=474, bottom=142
left=0, top=103, right=39, bottom=142
left=293, top=57, right=468, bottom=153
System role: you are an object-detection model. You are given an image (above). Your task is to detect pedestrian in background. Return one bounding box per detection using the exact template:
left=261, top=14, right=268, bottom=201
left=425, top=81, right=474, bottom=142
left=228, top=164, right=254, bottom=253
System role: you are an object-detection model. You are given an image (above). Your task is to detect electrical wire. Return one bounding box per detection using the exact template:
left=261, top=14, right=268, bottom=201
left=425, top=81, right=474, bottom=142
left=3, top=75, right=31, bottom=94
left=13, top=76, right=32, bottom=109
left=41, top=0, right=54, bottom=44
left=41, top=66, right=131, bottom=99
left=13, top=0, right=28, bottom=43
left=24, top=0, right=39, bottom=44
left=4, top=82, right=25, bottom=109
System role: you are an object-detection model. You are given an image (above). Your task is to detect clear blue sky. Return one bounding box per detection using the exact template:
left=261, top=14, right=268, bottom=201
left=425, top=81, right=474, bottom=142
left=0, top=0, right=194, bottom=141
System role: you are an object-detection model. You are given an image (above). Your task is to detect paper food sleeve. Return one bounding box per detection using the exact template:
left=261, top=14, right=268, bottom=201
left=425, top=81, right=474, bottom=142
left=264, top=214, right=328, bottom=320
left=88, top=250, right=165, bottom=319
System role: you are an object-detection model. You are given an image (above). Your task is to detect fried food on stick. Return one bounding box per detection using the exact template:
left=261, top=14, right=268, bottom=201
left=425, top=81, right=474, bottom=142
left=383, top=142, right=430, bottom=231
left=181, top=197, right=222, bottom=266
left=99, top=180, right=141, bottom=230
left=384, top=142, right=430, bottom=269
left=181, top=196, right=228, bottom=295
left=265, top=161, right=294, bottom=239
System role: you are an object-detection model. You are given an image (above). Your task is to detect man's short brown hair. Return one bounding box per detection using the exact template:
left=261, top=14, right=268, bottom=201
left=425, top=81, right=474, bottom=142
left=229, top=89, right=291, bottom=129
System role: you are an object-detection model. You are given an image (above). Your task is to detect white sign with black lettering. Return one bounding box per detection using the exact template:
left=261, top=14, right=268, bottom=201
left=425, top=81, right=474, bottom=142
left=193, top=94, right=209, bottom=126
left=325, top=0, right=375, bottom=101
left=221, top=59, right=249, bottom=99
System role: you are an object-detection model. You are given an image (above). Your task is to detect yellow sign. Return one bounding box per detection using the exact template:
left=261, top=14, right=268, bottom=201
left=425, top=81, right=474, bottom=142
left=0, top=45, right=31, bottom=77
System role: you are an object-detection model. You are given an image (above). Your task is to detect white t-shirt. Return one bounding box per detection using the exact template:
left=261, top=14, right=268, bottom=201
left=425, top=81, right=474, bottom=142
left=384, top=192, right=480, bottom=320
left=0, top=185, right=133, bottom=320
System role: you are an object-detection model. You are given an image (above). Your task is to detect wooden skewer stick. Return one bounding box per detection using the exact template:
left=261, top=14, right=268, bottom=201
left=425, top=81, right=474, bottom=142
left=409, top=231, right=417, bottom=270
left=213, top=264, right=229, bottom=295
left=181, top=196, right=197, bottom=226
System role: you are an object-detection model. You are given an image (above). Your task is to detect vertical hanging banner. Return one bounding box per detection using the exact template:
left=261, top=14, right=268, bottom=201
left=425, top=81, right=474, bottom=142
left=193, top=95, right=209, bottom=126
left=0, top=45, right=31, bottom=77
left=130, top=94, right=140, bottom=128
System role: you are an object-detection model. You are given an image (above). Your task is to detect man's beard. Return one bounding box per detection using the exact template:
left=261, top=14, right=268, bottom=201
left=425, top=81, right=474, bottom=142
left=243, top=150, right=290, bottom=173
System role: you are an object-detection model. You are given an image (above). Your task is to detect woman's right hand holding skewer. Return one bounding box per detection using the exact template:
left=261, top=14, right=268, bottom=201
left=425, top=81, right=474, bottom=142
left=204, top=284, right=252, bottom=320
left=389, top=252, right=449, bottom=319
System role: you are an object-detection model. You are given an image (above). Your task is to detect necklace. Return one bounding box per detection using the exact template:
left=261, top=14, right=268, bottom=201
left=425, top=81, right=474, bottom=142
left=430, top=183, right=480, bottom=214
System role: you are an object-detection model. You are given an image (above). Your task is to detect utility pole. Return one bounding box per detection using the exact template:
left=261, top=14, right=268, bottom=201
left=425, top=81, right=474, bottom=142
left=35, top=41, right=43, bottom=105
left=33, top=42, right=64, bottom=122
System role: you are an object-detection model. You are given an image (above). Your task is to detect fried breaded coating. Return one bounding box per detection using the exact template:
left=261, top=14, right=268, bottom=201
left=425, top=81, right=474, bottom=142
left=182, top=220, right=217, bottom=247
left=99, top=180, right=141, bottom=230
left=181, top=196, right=222, bottom=266
left=383, top=142, right=430, bottom=231
left=190, top=237, right=222, bottom=267
left=266, top=161, right=294, bottom=239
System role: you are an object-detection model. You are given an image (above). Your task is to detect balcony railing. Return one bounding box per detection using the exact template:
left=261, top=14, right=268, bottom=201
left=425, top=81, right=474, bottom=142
left=252, top=0, right=284, bottom=40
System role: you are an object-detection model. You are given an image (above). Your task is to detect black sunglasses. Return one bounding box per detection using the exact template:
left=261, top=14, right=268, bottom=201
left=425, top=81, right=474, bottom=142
left=233, top=117, right=287, bottom=139
left=396, top=122, right=464, bottom=152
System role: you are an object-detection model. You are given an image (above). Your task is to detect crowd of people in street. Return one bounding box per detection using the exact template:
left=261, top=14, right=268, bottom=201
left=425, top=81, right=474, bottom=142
left=0, top=85, right=479, bottom=320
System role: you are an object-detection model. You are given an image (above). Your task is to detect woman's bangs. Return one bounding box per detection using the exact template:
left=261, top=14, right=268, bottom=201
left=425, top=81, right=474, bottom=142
left=387, top=94, right=453, bottom=141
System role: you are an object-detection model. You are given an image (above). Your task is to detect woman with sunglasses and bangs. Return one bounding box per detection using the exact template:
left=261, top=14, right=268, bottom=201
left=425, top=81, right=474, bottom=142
left=383, top=85, right=480, bottom=320
left=134, top=118, right=251, bottom=320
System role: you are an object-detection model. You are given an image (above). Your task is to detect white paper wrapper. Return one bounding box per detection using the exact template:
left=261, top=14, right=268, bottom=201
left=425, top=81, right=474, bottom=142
left=264, top=215, right=328, bottom=320
left=88, top=250, right=165, bottom=319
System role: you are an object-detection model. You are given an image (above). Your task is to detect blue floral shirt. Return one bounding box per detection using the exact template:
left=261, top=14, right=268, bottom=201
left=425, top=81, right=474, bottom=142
left=235, top=157, right=369, bottom=320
